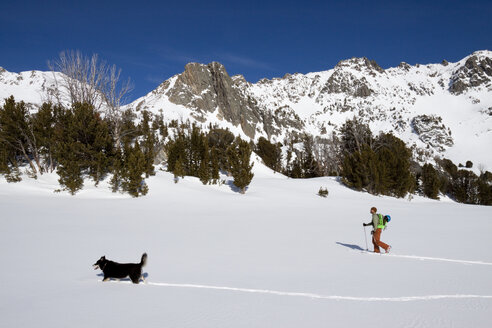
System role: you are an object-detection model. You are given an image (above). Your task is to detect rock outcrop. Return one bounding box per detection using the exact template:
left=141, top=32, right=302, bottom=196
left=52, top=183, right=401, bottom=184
left=165, top=62, right=261, bottom=138
left=411, top=115, right=454, bottom=151
left=450, top=53, right=492, bottom=94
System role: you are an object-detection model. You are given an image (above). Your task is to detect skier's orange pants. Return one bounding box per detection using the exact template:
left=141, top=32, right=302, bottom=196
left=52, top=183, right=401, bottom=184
left=372, top=228, right=389, bottom=253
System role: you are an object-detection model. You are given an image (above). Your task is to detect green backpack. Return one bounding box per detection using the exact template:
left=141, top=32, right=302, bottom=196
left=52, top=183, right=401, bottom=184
left=378, top=214, right=391, bottom=229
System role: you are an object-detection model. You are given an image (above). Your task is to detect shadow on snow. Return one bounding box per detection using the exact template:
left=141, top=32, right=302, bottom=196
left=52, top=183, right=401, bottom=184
left=336, top=242, right=365, bottom=251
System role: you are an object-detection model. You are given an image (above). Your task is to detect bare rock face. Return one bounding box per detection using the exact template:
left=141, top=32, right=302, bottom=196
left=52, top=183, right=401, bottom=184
left=450, top=55, right=492, bottom=94
left=411, top=115, right=454, bottom=151
left=321, top=70, right=374, bottom=98
left=335, top=57, right=384, bottom=74
left=316, top=57, right=384, bottom=99
left=398, top=62, right=412, bottom=71
left=166, top=62, right=261, bottom=138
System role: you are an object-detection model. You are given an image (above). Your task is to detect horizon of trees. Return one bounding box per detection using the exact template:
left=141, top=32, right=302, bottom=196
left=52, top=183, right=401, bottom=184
left=1, top=96, right=490, bottom=204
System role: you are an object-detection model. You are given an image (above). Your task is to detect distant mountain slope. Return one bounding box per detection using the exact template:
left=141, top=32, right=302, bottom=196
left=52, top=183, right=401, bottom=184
left=1, top=51, right=491, bottom=169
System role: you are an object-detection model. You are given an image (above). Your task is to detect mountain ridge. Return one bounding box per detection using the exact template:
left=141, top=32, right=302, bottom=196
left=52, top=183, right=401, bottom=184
left=1, top=50, right=491, bottom=169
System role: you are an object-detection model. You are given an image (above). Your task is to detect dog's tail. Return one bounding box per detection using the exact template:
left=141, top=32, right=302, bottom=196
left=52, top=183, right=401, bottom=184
left=141, top=253, right=148, bottom=267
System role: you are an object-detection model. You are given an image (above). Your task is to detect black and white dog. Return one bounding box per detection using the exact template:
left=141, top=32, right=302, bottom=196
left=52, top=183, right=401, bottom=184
left=93, top=253, right=147, bottom=284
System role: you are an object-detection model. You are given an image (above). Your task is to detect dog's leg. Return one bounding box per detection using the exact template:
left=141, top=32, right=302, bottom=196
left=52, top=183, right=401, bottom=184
left=103, top=277, right=110, bottom=282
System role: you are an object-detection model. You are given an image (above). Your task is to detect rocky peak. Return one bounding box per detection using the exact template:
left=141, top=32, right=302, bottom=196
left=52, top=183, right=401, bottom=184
left=398, top=62, right=412, bottom=71
left=231, top=74, right=248, bottom=86
left=165, top=61, right=260, bottom=138
left=315, top=57, right=385, bottom=99
left=335, top=57, right=384, bottom=74
left=449, top=52, right=492, bottom=94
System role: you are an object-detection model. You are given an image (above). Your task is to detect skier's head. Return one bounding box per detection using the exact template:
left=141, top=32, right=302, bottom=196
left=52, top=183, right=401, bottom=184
left=370, top=207, right=377, bottom=214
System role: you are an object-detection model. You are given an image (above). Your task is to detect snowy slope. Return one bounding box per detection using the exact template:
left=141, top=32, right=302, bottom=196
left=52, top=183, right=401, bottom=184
left=1, top=51, right=491, bottom=169
left=0, top=68, right=65, bottom=109
left=244, top=51, right=492, bottom=168
left=1, top=163, right=491, bottom=328
left=125, top=50, right=492, bottom=169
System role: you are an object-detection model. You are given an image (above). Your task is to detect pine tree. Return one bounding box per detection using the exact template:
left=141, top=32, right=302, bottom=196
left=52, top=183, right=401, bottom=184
left=207, top=128, right=235, bottom=171
left=166, top=133, right=187, bottom=173
left=301, top=134, right=319, bottom=178
left=341, top=128, right=413, bottom=198
left=290, top=157, right=303, bottom=178
left=0, top=145, right=9, bottom=176
left=173, top=158, right=185, bottom=183
left=189, top=125, right=204, bottom=176
left=198, top=137, right=210, bottom=184
left=0, top=145, right=21, bottom=182
left=375, top=133, right=414, bottom=197
left=32, top=102, right=60, bottom=173
left=340, top=117, right=373, bottom=154
left=139, top=111, right=156, bottom=178
left=50, top=102, right=114, bottom=193
left=109, top=149, right=124, bottom=192
left=55, top=103, right=113, bottom=186
left=227, top=138, right=254, bottom=194
left=477, top=172, right=492, bottom=205
left=421, top=163, right=440, bottom=199
left=210, top=146, right=220, bottom=184
left=119, top=108, right=139, bottom=147
left=342, top=144, right=378, bottom=192
left=256, top=137, right=282, bottom=172
left=453, top=170, right=478, bottom=204
left=57, top=157, right=84, bottom=194
left=121, top=142, right=148, bottom=197
left=0, top=96, right=42, bottom=174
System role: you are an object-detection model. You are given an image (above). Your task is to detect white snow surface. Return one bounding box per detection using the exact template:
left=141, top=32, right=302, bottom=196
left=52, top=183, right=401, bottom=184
left=1, top=163, right=491, bottom=328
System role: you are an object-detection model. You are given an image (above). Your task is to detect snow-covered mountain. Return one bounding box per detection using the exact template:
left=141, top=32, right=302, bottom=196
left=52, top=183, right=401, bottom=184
left=1, top=50, right=491, bottom=169
left=0, top=67, right=66, bottom=110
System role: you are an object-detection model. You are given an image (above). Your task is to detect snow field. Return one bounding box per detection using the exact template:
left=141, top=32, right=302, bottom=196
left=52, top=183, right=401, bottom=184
left=0, top=165, right=491, bottom=327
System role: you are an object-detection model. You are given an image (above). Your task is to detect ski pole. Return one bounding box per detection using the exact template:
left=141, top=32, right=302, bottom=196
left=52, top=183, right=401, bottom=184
left=363, top=225, right=369, bottom=251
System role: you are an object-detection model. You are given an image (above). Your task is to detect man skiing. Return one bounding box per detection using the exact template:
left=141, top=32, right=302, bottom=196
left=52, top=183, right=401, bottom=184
left=363, top=207, right=391, bottom=253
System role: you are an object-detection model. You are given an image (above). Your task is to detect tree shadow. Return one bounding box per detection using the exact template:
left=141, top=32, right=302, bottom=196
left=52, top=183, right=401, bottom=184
left=226, top=179, right=247, bottom=194
left=336, top=242, right=365, bottom=251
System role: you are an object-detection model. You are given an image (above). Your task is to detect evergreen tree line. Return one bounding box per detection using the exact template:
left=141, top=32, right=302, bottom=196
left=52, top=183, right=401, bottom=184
left=420, top=159, right=492, bottom=205
left=165, top=122, right=254, bottom=193
left=0, top=97, right=164, bottom=197
left=254, top=118, right=414, bottom=198
left=253, top=118, right=491, bottom=205
left=339, top=118, right=414, bottom=197
left=1, top=95, right=489, bottom=203
left=255, top=134, right=332, bottom=179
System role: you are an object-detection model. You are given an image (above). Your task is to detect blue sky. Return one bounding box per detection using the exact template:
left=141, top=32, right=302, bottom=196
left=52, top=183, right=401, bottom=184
left=1, top=0, right=491, bottom=102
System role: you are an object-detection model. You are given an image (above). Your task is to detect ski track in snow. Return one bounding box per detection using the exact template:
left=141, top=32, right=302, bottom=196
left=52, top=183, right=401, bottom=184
left=99, top=252, right=492, bottom=302
left=103, top=281, right=492, bottom=302
left=355, top=250, right=492, bottom=266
